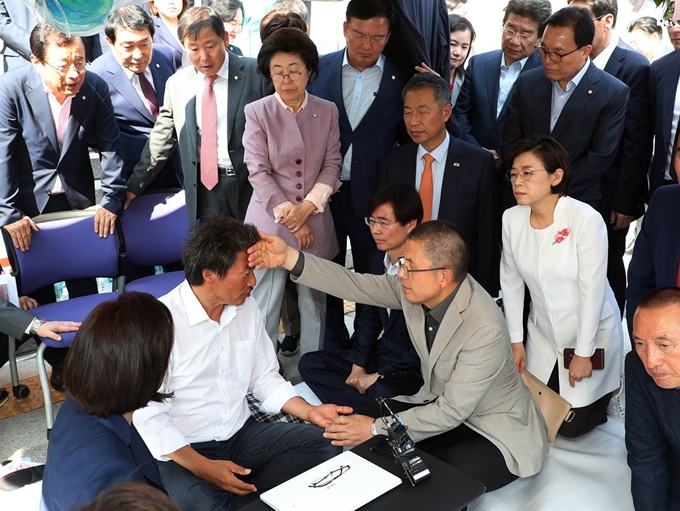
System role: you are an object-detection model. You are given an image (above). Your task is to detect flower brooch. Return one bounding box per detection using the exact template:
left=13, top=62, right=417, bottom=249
left=553, top=227, right=571, bottom=245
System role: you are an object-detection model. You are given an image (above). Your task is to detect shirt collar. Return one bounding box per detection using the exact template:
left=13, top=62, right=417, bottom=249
left=180, top=280, right=239, bottom=328
left=42, top=81, right=75, bottom=105
left=592, top=33, right=619, bottom=69
left=555, top=57, right=590, bottom=92
left=274, top=90, right=309, bottom=113
left=501, top=54, right=530, bottom=70
left=200, top=52, right=230, bottom=83
left=383, top=252, right=401, bottom=275
left=342, top=49, right=385, bottom=72
left=416, top=131, right=450, bottom=163
left=423, top=283, right=460, bottom=324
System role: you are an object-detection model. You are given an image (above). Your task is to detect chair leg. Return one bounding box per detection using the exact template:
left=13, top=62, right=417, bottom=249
left=36, top=343, right=54, bottom=436
left=8, top=336, right=30, bottom=399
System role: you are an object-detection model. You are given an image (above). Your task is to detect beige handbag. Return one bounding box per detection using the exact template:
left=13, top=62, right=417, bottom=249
left=520, top=370, right=575, bottom=443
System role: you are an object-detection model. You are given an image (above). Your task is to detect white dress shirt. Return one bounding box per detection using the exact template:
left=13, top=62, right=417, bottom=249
left=550, top=58, right=590, bottom=132
left=133, top=281, right=299, bottom=461
left=497, top=54, right=529, bottom=118
left=384, top=252, right=401, bottom=317
left=340, top=51, right=385, bottom=181
left=415, top=132, right=450, bottom=220
left=195, top=54, right=232, bottom=168
left=120, top=63, right=157, bottom=115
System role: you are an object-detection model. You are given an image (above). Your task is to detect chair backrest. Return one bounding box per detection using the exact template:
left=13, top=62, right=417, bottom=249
left=120, top=190, right=188, bottom=267
left=2, top=211, right=122, bottom=295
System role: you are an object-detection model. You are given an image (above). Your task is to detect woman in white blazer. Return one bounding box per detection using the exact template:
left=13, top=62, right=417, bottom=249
left=500, top=136, right=623, bottom=438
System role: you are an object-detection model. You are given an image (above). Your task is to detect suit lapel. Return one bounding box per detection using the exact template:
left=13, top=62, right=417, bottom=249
left=485, top=51, right=502, bottom=122
left=533, top=72, right=553, bottom=135
left=551, top=64, right=599, bottom=139
left=496, top=51, right=541, bottom=123
left=60, top=85, right=88, bottom=161
left=25, top=71, right=59, bottom=154
left=356, top=56, right=401, bottom=131
left=662, top=53, right=680, bottom=149
left=327, top=51, right=351, bottom=134
left=227, top=56, right=245, bottom=143
left=604, top=46, right=624, bottom=77
left=150, top=50, right=169, bottom=108
left=437, top=138, right=465, bottom=221
left=107, top=52, right=155, bottom=123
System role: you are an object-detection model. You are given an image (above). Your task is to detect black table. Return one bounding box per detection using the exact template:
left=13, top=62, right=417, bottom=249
left=242, top=437, right=486, bottom=511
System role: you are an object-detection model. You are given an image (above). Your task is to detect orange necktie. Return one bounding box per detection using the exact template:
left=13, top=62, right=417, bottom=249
left=420, top=153, right=435, bottom=221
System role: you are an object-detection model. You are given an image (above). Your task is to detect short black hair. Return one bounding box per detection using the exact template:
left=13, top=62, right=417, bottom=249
left=64, top=292, right=174, bottom=418
left=503, top=0, right=553, bottom=32
left=408, top=220, right=468, bottom=283
left=346, top=0, right=395, bottom=31
left=80, top=482, right=179, bottom=511
left=567, top=0, right=618, bottom=27
left=541, top=6, right=595, bottom=47
left=178, top=6, right=225, bottom=45
left=449, top=14, right=476, bottom=78
left=260, top=10, right=307, bottom=42
left=30, top=23, right=84, bottom=62
left=637, top=288, right=680, bottom=312
left=402, top=72, right=452, bottom=107
left=508, top=135, right=571, bottom=196
left=207, top=0, right=244, bottom=23
left=369, top=183, right=424, bottom=226
left=627, top=16, right=662, bottom=37
left=105, top=5, right=155, bottom=44
left=182, top=216, right=260, bottom=286
left=257, top=27, right=318, bottom=81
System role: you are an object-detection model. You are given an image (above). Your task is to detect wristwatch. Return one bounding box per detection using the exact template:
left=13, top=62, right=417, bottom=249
left=29, top=318, right=45, bottom=336
left=370, top=421, right=378, bottom=437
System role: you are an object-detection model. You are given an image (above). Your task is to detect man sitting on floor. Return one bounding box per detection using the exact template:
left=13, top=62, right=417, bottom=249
left=298, top=183, right=424, bottom=409
left=248, top=220, right=549, bottom=492
left=134, top=217, right=348, bottom=511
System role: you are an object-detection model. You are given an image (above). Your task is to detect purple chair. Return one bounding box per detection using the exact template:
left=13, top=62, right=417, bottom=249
left=120, top=190, right=188, bottom=297
left=2, top=210, right=123, bottom=437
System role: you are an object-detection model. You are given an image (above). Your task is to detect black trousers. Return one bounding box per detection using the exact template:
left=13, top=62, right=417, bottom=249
left=197, top=166, right=241, bottom=221
left=360, top=399, right=518, bottom=492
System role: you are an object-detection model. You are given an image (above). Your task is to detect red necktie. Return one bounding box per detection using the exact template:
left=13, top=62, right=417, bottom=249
left=420, top=153, right=435, bottom=222
left=201, top=74, right=218, bottom=191
left=136, top=72, right=159, bottom=119
left=676, top=257, right=680, bottom=287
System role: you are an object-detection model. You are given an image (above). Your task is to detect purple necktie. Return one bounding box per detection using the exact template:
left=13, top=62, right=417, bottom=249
left=201, top=74, right=218, bottom=191
left=136, top=72, right=158, bottom=118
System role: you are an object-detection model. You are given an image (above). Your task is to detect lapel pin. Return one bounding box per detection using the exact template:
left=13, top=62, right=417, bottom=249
left=587, top=89, right=592, bottom=95
left=312, top=113, right=317, bottom=118
left=391, top=75, right=395, bottom=80
left=155, top=63, right=160, bottom=68
left=453, top=162, right=460, bottom=167
left=82, top=95, right=86, bottom=100
left=234, top=75, right=239, bottom=81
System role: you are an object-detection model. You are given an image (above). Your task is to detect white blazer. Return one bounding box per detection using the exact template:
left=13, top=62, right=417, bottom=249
left=500, top=196, right=623, bottom=407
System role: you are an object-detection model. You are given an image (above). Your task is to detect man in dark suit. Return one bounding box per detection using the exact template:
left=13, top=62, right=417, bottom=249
left=626, top=287, right=680, bottom=510
left=566, top=0, right=651, bottom=315
left=626, top=185, right=680, bottom=335
left=648, top=16, right=680, bottom=194
left=453, top=0, right=551, bottom=167
left=299, top=183, right=424, bottom=410
left=306, top=0, right=405, bottom=351
left=379, top=73, right=498, bottom=295
left=0, top=0, right=36, bottom=72
left=91, top=5, right=181, bottom=190
left=126, top=6, right=271, bottom=226
left=503, top=6, right=629, bottom=213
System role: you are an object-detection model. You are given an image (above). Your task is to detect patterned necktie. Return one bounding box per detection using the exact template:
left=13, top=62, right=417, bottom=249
left=136, top=72, right=159, bottom=118
left=201, top=74, right=218, bottom=191
left=420, top=153, right=435, bottom=222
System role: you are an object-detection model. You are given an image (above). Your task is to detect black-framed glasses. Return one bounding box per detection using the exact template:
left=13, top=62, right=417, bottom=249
left=537, top=45, right=583, bottom=63
left=505, top=168, right=548, bottom=182
left=271, top=69, right=306, bottom=83
left=308, top=465, right=350, bottom=488
left=44, top=60, right=87, bottom=75
left=397, top=257, right=446, bottom=276
left=364, top=216, right=398, bottom=229
left=500, top=26, right=536, bottom=41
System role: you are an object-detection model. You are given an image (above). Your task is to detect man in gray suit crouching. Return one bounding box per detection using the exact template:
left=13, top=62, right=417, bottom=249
left=248, top=220, right=549, bottom=492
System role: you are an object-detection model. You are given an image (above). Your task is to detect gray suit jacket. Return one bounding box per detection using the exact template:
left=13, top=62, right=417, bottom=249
left=294, top=253, right=549, bottom=478
left=0, top=0, right=36, bottom=72
left=0, top=297, right=32, bottom=340
left=128, top=53, right=271, bottom=225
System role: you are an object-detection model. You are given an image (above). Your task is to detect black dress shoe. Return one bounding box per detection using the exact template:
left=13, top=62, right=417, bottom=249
left=0, top=388, right=8, bottom=407
left=279, top=334, right=300, bottom=357
left=50, top=368, right=65, bottom=392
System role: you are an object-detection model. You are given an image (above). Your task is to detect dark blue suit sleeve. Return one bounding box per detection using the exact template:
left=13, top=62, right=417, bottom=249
left=0, top=297, right=33, bottom=340
left=452, top=58, right=480, bottom=146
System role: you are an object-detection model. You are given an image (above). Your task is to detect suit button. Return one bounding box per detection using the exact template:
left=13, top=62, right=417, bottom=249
left=492, top=131, right=496, bottom=137
left=296, top=196, right=302, bottom=202
left=295, top=159, right=302, bottom=165
left=295, top=171, right=302, bottom=177
left=350, top=134, right=356, bottom=139
left=46, top=190, right=52, bottom=195
left=296, top=183, right=302, bottom=190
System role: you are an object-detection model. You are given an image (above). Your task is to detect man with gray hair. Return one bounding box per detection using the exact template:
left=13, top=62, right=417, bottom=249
left=378, top=73, right=499, bottom=295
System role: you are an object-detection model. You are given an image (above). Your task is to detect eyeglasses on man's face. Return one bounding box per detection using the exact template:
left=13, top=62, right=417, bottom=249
left=397, top=256, right=447, bottom=277
left=364, top=216, right=399, bottom=229
left=44, top=60, right=87, bottom=75
left=506, top=168, right=548, bottom=182
left=271, top=69, right=306, bottom=83
left=537, top=44, right=583, bottom=63
left=500, top=26, right=536, bottom=41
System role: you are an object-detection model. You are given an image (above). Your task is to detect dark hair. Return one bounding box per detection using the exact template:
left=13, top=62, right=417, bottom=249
left=206, top=0, right=244, bottom=23
left=447, top=0, right=468, bottom=10
left=148, top=0, right=190, bottom=19
left=80, top=482, right=179, bottom=511
left=369, top=183, right=424, bottom=226
left=637, top=287, right=680, bottom=312
left=407, top=220, right=468, bottom=283
left=541, top=6, right=595, bottom=47
left=567, top=0, right=618, bottom=27
left=627, top=16, right=662, bottom=37
left=182, top=216, right=260, bottom=285
left=260, top=10, right=307, bottom=42
left=449, top=14, right=476, bottom=78
left=503, top=0, right=552, bottom=32
left=64, top=292, right=174, bottom=418
left=508, top=135, right=571, bottom=196
left=257, top=27, right=318, bottom=80
left=402, top=72, right=452, bottom=107
left=273, top=0, right=309, bottom=22
left=105, top=5, right=155, bottom=44
left=346, top=0, right=395, bottom=31
left=30, top=23, right=84, bottom=62
left=178, top=6, right=225, bottom=45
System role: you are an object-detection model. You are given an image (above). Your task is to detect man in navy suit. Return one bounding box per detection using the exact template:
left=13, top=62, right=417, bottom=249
left=626, top=287, right=680, bottom=510
left=566, top=0, right=651, bottom=315
left=649, top=15, right=680, bottom=194
left=379, top=73, right=498, bottom=295
left=307, top=0, right=405, bottom=351
left=90, top=5, right=182, bottom=190
left=299, top=183, right=424, bottom=410
left=503, top=7, right=628, bottom=213
left=453, top=0, right=551, bottom=167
